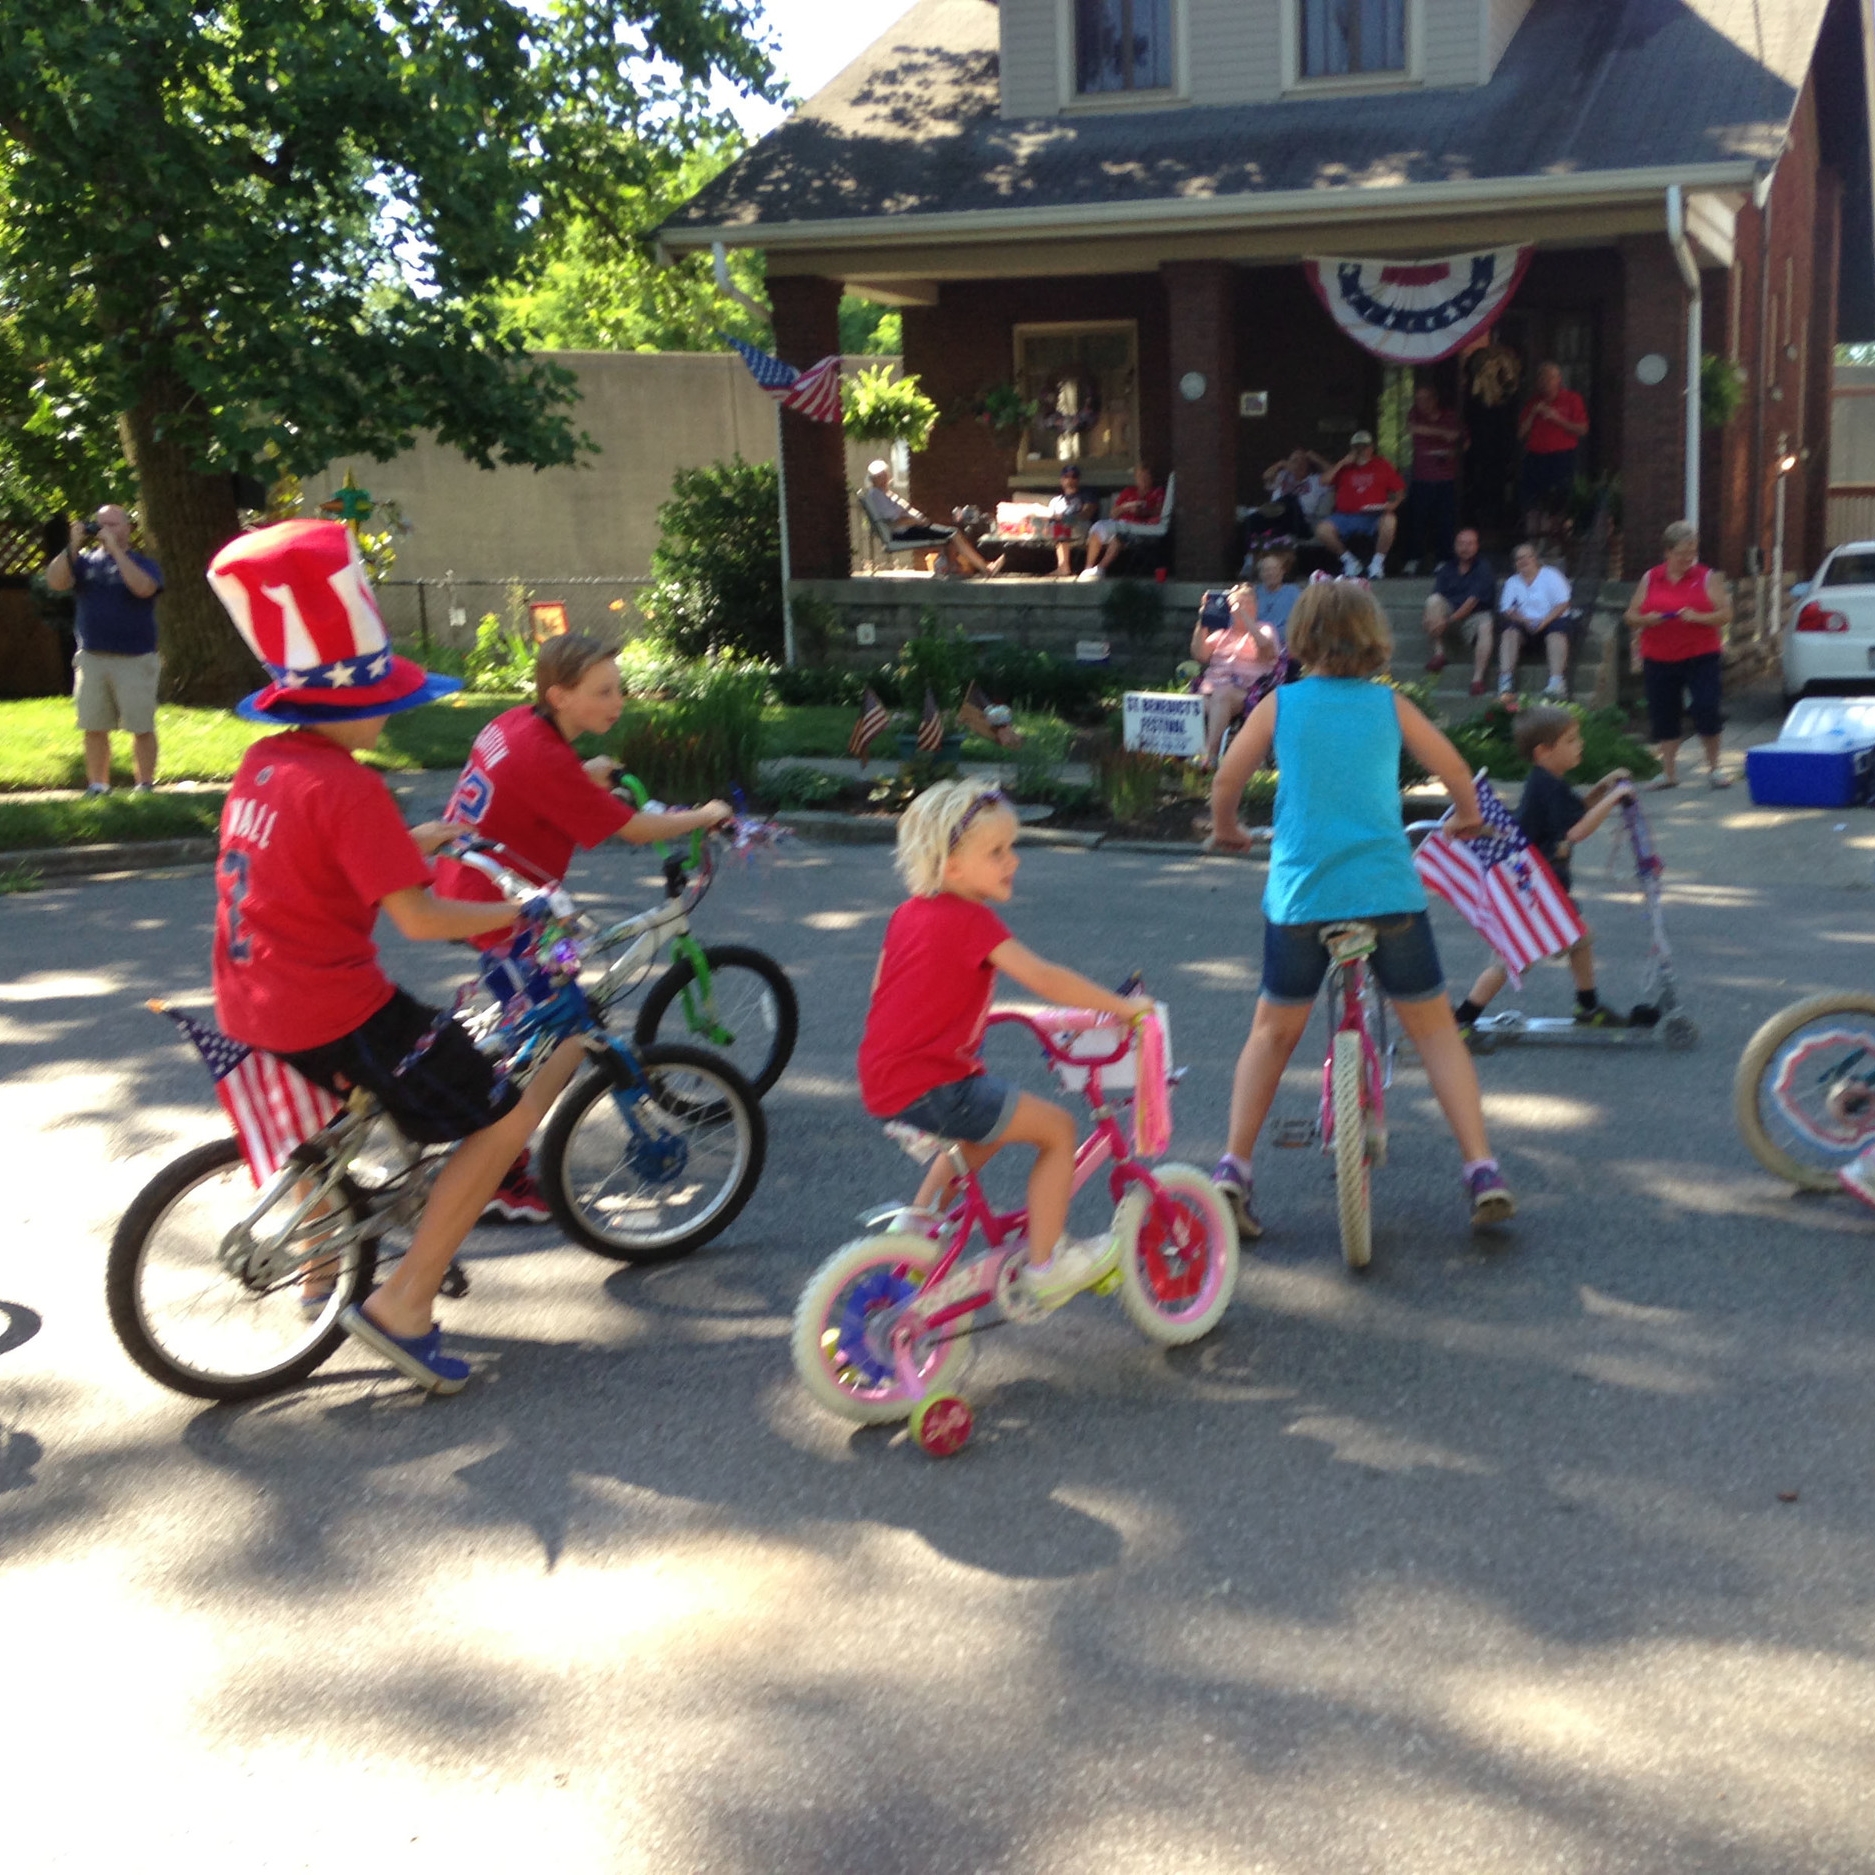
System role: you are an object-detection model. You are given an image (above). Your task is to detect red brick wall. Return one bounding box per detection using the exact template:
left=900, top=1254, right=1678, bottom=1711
left=1617, top=235, right=1691, bottom=566
left=1164, top=260, right=1238, bottom=579
left=901, top=274, right=1173, bottom=521
left=770, top=276, right=849, bottom=580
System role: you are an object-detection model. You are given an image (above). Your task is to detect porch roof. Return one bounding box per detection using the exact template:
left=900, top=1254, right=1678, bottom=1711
left=662, top=0, right=1824, bottom=252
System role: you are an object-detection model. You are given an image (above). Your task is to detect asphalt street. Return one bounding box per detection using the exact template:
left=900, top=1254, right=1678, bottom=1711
left=2, top=733, right=1873, bottom=1872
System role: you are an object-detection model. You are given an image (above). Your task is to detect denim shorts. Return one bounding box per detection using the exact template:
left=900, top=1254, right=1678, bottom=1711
left=890, top=1072, right=1021, bottom=1144
left=1333, top=513, right=1380, bottom=545
left=1261, top=912, right=1445, bottom=1006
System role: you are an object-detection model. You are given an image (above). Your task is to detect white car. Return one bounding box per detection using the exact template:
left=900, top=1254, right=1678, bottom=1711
left=1784, top=540, right=1875, bottom=704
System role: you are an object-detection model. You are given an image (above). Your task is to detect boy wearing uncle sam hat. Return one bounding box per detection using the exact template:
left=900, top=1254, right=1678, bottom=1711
left=207, top=519, right=588, bottom=1394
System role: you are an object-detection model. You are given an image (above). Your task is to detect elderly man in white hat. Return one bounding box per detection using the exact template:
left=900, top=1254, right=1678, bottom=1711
left=858, top=459, right=1004, bottom=577
left=204, top=519, right=589, bottom=1394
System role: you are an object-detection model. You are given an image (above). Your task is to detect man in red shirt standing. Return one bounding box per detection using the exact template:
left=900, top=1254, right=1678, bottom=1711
left=207, top=520, right=589, bottom=1395
left=1315, top=431, right=1406, bottom=579
left=1518, top=360, right=1589, bottom=525
left=1404, top=381, right=1466, bottom=572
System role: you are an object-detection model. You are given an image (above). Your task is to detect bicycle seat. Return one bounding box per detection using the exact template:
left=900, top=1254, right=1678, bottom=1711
left=884, top=1121, right=948, bottom=1165
left=1321, top=922, right=1378, bottom=965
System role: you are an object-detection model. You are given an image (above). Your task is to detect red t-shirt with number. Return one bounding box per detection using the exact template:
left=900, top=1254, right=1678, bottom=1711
left=433, top=706, right=634, bottom=946
left=213, top=730, right=433, bottom=1054
left=1331, top=457, right=1405, bottom=514
left=858, top=894, right=1012, bottom=1116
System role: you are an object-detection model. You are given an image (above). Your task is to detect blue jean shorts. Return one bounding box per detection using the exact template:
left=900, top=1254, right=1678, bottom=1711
left=1261, top=912, right=1445, bottom=1007
left=890, top=1072, right=1021, bottom=1144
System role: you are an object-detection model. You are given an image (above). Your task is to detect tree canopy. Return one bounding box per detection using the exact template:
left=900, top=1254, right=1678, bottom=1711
left=0, top=0, right=777, bottom=698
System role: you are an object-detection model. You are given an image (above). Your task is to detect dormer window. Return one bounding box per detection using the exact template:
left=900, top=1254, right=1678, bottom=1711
left=1299, top=0, right=1407, bottom=77
left=1075, top=0, right=1173, bottom=95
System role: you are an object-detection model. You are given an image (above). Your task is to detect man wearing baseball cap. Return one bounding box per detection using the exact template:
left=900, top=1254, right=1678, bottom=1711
left=1314, top=431, right=1405, bottom=579
left=207, top=519, right=587, bottom=1393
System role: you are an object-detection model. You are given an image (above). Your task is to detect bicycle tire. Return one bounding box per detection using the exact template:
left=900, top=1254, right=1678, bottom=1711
left=105, top=1137, right=376, bottom=1402
left=1332, top=1030, right=1372, bottom=1270
left=1734, top=991, right=1875, bottom=1190
left=538, top=1043, right=765, bottom=1263
left=1113, top=1163, right=1239, bottom=1345
left=634, top=944, right=798, bottom=1097
left=791, top=1235, right=974, bottom=1424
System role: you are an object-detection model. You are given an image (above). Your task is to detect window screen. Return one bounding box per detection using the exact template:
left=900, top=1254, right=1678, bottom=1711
left=1299, top=0, right=1407, bottom=77
left=1076, top=0, right=1173, bottom=94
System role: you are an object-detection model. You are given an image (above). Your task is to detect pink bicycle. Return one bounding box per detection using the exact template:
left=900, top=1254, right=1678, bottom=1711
left=791, top=1007, right=1239, bottom=1453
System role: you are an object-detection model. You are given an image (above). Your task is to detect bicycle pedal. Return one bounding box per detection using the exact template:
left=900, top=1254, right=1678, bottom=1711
left=1271, top=1118, right=1318, bottom=1149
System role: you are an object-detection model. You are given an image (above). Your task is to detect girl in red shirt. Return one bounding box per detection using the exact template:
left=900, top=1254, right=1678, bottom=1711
left=858, top=779, right=1153, bottom=1306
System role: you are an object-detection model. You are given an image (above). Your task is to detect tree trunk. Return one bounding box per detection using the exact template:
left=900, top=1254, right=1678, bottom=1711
left=120, top=395, right=260, bottom=706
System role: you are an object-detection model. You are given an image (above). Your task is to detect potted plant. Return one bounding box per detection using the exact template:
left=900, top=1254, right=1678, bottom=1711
left=842, top=364, right=940, bottom=453
left=969, top=381, right=1039, bottom=437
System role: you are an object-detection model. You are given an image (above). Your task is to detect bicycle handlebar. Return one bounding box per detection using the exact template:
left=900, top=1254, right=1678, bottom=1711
left=987, top=1006, right=1136, bottom=1070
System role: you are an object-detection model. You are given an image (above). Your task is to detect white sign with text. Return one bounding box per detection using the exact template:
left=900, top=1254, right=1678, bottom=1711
left=1122, top=691, right=1205, bottom=758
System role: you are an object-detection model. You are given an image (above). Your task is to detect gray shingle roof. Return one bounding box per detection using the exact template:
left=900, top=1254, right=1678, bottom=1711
left=666, top=0, right=1827, bottom=236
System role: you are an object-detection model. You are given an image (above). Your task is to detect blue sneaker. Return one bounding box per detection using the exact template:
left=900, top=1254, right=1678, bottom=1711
left=340, top=1302, right=471, bottom=1394
left=1466, top=1164, right=1516, bottom=1229
left=1211, top=1157, right=1264, bottom=1240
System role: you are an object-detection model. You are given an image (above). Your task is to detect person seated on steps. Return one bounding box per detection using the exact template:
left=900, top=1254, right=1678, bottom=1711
left=1423, top=527, right=1496, bottom=697
left=1314, top=431, right=1405, bottom=579
left=1495, top=540, right=1574, bottom=698
left=1451, top=707, right=1634, bottom=1037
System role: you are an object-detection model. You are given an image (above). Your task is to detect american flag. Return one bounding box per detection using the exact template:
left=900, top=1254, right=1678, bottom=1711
left=724, top=336, right=844, bottom=425
left=156, top=1004, right=342, bottom=1185
left=916, top=688, right=945, bottom=754
left=1413, top=774, right=1585, bottom=984
left=848, top=686, right=890, bottom=765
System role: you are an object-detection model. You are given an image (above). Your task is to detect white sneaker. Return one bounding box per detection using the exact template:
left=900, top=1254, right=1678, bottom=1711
left=1543, top=676, right=1567, bottom=698
left=1366, top=554, right=1386, bottom=579
left=1019, top=1233, right=1111, bottom=1308
left=1340, top=552, right=1361, bottom=577
left=1077, top=565, right=1103, bottom=582
left=83, top=782, right=109, bottom=797
left=1839, top=1147, right=1875, bottom=1213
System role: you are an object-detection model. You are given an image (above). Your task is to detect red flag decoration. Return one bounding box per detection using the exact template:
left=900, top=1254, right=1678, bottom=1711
left=725, top=336, right=845, bottom=424
left=916, top=688, right=945, bottom=754
left=156, top=1004, right=342, bottom=1185
left=847, top=686, right=890, bottom=765
left=1412, top=775, right=1584, bottom=985
left=1304, top=247, right=1532, bottom=364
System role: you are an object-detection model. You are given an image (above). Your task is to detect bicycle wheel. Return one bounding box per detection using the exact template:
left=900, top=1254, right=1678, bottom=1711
left=1734, top=991, right=1875, bottom=1190
left=538, top=1043, right=765, bottom=1262
left=1112, top=1163, right=1239, bottom=1345
left=1332, top=1029, right=1372, bottom=1269
left=634, top=945, right=798, bottom=1097
left=791, top=1235, right=975, bottom=1424
left=105, top=1138, right=376, bottom=1402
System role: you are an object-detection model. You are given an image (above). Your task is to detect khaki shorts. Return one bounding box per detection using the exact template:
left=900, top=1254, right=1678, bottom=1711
left=75, top=650, right=161, bottom=734
left=1423, top=595, right=1494, bottom=643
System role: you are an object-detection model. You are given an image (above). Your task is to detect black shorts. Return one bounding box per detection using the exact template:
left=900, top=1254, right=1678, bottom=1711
left=284, top=988, right=521, bottom=1145
left=1643, top=651, right=1723, bottom=742
left=1521, top=448, right=1576, bottom=507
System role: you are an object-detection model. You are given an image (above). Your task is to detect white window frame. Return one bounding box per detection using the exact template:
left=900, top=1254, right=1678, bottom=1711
left=1057, top=0, right=1190, bottom=113
left=1282, top=0, right=1424, bottom=96
left=1011, top=318, right=1143, bottom=484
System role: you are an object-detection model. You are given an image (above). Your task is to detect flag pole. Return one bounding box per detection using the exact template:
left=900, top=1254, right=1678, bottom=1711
left=715, top=243, right=797, bottom=669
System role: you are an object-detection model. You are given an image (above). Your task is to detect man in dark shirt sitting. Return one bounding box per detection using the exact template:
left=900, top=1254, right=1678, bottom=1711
left=1422, top=527, right=1495, bottom=695
left=43, top=504, right=165, bottom=793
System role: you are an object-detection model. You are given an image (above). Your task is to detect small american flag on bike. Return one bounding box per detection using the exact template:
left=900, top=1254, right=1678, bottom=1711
left=154, top=1003, right=341, bottom=1185
left=724, top=335, right=844, bottom=424
left=916, top=688, right=945, bottom=753
left=848, top=685, right=890, bottom=764
left=1412, top=774, right=1584, bottom=985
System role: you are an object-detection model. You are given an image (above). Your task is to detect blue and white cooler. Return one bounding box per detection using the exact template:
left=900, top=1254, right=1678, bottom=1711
left=1745, top=699, right=1875, bottom=808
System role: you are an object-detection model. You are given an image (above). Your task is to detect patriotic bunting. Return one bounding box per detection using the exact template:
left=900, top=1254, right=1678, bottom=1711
left=1304, top=247, right=1532, bottom=364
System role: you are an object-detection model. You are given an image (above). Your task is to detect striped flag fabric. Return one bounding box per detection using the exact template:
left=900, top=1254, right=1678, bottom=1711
left=848, top=686, right=890, bottom=764
left=1412, top=775, right=1585, bottom=985
left=916, top=688, right=945, bottom=754
left=156, top=1004, right=342, bottom=1185
left=724, top=336, right=845, bottom=424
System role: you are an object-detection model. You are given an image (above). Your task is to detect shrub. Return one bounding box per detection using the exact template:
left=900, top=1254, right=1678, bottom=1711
left=898, top=611, right=980, bottom=705
left=977, top=645, right=1113, bottom=721
left=1446, top=697, right=1659, bottom=783
left=615, top=635, right=694, bottom=697
left=1095, top=744, right=1167, bottom=825
left=765, top=765, right=845, bottom=808
left=614, top=662, right=769, bottom=799
left=842, top=365, right=940, bottom=452
left=1010, top=717, right=1071, bottom=801
left=1101, top=579, right=1166, bottom=648
left=643, top=456, right=782, bottom=660
left=463, top=612, right=536, bottom=694
left=769, top=665, right=862, bottom=706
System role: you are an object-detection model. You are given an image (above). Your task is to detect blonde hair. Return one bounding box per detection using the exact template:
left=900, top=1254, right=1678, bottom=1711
left=895, top=778, right=1013, bottom=896
left=534, top=633, right=616, bottom=707
left=1285, top=579, right=1392, bottom=677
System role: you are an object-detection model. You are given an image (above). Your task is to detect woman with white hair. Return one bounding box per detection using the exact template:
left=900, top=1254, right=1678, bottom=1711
left=1623, top=520, right=1733, bottom=788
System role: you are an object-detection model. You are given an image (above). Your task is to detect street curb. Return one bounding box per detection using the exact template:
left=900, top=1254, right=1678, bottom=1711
left=0, top=838, right=219, bottom=879
left=775, top=810, right=1108, bottom=849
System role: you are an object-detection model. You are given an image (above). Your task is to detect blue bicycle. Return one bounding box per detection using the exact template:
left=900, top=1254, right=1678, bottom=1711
left=106, top=839, right=765, bottom=1401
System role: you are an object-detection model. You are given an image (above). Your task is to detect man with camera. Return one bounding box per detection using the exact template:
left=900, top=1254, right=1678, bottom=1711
left=44, top=504, right=164, bottom=793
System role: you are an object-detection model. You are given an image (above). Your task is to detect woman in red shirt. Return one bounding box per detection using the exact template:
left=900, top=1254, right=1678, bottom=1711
left=1623, top=521, right=1734, bottom=788
left=1080, top=462, right=1167, bottom=580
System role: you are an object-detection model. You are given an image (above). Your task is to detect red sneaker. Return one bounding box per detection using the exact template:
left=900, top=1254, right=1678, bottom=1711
left=1468, top=677, right=1487, bottom=697
left=484, top=1155, right=550, bottom=1225
left=1425, top=650, right=1448, bottom=673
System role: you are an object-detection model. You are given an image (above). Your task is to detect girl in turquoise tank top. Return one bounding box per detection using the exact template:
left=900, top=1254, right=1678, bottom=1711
left=1206, top=580, right=1515, bottom=1240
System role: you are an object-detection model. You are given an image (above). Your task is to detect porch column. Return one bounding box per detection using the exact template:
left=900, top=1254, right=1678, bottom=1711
left=1162, top=260, right=1238, bottom=582
left=1617, top=235, right=1692, bottom=558
left=769, top=275, right=850, bottom=580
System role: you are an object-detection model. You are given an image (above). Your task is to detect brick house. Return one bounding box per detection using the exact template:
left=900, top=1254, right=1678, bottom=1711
left=662, top=0, right=1875, bottom=589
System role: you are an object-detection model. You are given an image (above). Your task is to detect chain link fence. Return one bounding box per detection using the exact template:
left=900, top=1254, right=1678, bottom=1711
left=373, top=575, right=654, bottom=655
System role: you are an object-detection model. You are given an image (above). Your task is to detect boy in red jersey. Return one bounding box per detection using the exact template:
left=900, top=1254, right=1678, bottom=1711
left=432, top=632, right=731, bottom=1219
left=208, top=521, right=587, bottom=1394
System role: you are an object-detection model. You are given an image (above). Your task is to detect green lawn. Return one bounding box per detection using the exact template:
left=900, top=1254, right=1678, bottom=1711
left=0, top=790, right=228, bottom=851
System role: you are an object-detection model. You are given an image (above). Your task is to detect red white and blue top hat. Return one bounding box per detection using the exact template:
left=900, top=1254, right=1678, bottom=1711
left=208, top=519, right=460, bottom=724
